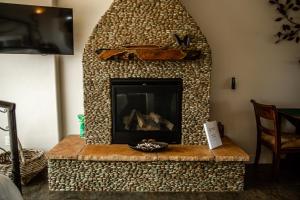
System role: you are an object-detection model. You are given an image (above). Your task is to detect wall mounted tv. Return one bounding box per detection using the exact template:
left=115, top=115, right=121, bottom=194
left=0, top=3, right=73, bottom=55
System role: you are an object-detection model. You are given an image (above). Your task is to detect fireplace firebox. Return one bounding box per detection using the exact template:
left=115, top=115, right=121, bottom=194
left=111, top=78, right=182, bottom=144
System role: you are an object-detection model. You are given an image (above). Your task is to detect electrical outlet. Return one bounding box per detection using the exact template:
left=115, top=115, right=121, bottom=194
left=5, top=135, right=10, bottom=146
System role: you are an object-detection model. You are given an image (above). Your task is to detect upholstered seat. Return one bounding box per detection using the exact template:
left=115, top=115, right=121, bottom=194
left=261, top=132, right=300, bottom=149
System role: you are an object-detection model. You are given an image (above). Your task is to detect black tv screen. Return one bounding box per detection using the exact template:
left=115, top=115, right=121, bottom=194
left=0, top=3, right=73, bottom=55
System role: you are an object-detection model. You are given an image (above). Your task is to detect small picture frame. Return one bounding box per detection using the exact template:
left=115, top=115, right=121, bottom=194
left=204, top=121, right=223, bottom=149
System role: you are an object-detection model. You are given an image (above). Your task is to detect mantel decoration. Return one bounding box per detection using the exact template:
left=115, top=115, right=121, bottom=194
left=269, top=0, right=300, bottom=62
left=95, top=34, right=202, bottom=61
left=96, top=45, right=201, bottom=61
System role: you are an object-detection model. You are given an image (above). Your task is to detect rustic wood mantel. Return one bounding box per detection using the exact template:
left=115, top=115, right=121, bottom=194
left=95, top=46, right=202, bottom=61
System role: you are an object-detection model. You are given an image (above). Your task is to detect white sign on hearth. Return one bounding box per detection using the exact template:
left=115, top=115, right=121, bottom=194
left=203, top=121, right=223, bottom=149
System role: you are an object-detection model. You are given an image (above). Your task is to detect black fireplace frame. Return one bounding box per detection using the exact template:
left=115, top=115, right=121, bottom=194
left=111, top=78, right=183, bottom=144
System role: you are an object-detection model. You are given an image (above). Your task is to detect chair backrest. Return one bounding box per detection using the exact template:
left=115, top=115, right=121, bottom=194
left=250, top=100, right=281, bottom=146
left=0, top=100, right=22, bottom=192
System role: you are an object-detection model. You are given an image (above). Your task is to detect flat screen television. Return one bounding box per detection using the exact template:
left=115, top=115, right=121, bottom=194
left=0, top=3, right=73, bottom=55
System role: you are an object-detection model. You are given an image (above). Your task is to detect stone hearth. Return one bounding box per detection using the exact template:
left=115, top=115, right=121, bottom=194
left=47, top=136, right=249, bottom=192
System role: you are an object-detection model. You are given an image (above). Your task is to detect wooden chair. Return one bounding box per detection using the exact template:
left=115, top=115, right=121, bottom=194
left=250, top=100, right=300, bottom=176
left=0, top=101, right=22, bottom=192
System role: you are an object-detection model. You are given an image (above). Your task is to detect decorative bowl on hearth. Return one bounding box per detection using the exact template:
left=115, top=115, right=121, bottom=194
left=128, top=139, right=168, bottom=152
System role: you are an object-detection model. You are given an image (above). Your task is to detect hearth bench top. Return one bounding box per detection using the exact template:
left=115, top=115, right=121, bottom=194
left=46, top=136, right=250, bottom=162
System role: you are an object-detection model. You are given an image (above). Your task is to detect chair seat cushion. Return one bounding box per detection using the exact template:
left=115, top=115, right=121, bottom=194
left=261, top=132, right=300, bottom=149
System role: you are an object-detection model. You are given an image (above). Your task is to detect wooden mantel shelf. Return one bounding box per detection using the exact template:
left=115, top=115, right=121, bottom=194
left=46, top=135, right=250, bottom=162
left=95, top=45, right=202, bottom=61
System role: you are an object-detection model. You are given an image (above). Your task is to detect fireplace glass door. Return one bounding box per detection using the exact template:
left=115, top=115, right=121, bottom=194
left=111, top=78, right=182, bottom=144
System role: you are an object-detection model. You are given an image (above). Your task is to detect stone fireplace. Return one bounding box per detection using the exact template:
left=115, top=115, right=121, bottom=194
left=83, top=0, right=212, bottom=145
left=111, top=78, right=182, bottom=144
left=47, top=0, right=249, bottom=192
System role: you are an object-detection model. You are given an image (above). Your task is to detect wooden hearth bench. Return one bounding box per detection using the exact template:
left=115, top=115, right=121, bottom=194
left=46, top=136, right=249, bottom=192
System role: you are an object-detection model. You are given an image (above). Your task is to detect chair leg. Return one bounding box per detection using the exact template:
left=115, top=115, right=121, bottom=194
left=272, top=153, right=280, bottom=178
left=254, top=143, right=261, bottom=166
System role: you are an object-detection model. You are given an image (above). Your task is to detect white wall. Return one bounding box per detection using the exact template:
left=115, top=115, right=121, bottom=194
left=182, top=0, right=300, bottom=162
left=0, top=0, right=61, bottom=150
left=57, top=0, right=113, bottom=135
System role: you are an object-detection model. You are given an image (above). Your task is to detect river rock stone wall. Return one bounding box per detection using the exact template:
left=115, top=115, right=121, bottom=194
left=48, top=160, right=245, bottom=192
left=83, top=0, right=212, bottom=144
